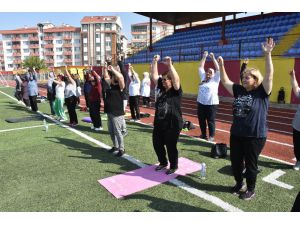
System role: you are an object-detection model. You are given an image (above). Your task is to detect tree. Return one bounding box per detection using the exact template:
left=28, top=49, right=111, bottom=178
left=22, top=56, right=47, bottom=71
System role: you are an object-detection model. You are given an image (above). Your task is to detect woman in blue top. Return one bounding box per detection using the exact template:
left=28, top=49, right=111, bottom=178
left=218, top=38, right=275, bottom=200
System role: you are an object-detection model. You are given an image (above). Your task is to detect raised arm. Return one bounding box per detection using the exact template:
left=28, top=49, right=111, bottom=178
left=64, top=66, right=76, bottom=86
left=199, top=51, right=208, bottom=69
left=163, top=56, right=180, bottom=90
left=150, top=55, right=160, bottom=85
left=129, top=64, right=140, bottom=83
left=209, top=52, right=219, bottom=71
left=218, top=56, right=234, bottom=96
left=289, top=69, right=300, bottom=97
left=108, top=65, right=125, bottom=90
left=261, top=38, right=275, bottom=95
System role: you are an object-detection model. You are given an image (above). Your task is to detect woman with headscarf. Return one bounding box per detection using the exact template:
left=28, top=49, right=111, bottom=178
left=141, top=71, right=151, bottom=107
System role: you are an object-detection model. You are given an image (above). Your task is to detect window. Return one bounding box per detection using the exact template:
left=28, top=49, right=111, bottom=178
left=95, top=33, right=100, bottom=38
left=6, top=42, right=12, bottom=46
left=56, top=40, right=63, bottom=44
left=22, top=34, right=28, bottom=38
left=82, top=24, right=88, bottom=31
left=56, top=48, right=62, bottom=52
left=23, top=49, right=29, bottom=53
left=6, top=49, right=12, bottom=53
left=7, top=56, right=13, bottom=61
left=105, top=23, right=112, bottom=30
left=74, top=54, right=81, bottom=59
left=8, top=64, right=14, bottom=68
left=83, top=43, right=88, bottom=47
left=74, top=47, right=81, bottom=52
left=105, top=42, right=111, bottom=47
left=23, top=41, right=29, bottom=45
left=74, top=39, right=81, bottom=44
left=56, top=55, right=63, bottom=60
left=56, top=32, right=62, bottom=37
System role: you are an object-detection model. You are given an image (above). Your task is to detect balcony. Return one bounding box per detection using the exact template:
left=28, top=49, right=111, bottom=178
left=13, top=59, right=22, bottom=64
left=12, top=37, right=21, bottom=41
left=63, top=59, right=72, bottom=63
left=29, top=52, right=39, bottom=57
left=44, top=51, right=54, bottom=56
left=45, top=59, right=54, bottom=64
left=63, top=51, right=72, bottom=56
left=12, top=52, right=22, bottom=57
left=29, top=44, right=39, bottom=49
left=29, top=36, right=39, bottom=41
left=63, top=36, right=72, bottom=40
left=44, top=44, right=54, bottom=49
left=12, top=45, right=21, bottom=49
left=44, top=36, right=54, bottom=41
left=62, top=43, right=72, bottom=48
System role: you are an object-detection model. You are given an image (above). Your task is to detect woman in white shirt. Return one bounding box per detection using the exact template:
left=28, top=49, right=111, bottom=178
left=197, top=51, right=220, bottom=142
left=128, top=64, right=141, bottom=121
left=53, top=73, right=67, bottom=121
left=141, top=72, right=151, bottom=107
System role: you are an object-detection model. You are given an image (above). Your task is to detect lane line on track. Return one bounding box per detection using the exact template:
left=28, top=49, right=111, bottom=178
left=0, top=88, right=243, bottom=212
left=262, top=170, right=294, bottom=190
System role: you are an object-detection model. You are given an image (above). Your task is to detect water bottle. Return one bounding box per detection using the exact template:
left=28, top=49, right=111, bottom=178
left=200, top=163, right=206, bottom=179
left=43, top=119, right=48, bottom=132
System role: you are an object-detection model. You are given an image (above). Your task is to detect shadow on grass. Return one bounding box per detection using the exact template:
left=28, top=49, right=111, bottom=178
left=46, top=136, right=138, bottom=173
left=126, top=193, right=212, bottom=212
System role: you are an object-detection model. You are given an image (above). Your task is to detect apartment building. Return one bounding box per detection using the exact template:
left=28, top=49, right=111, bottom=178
left=80, top=16, right=123, bottom=65
left=0, top=23, right=82, bottom=71
left=0, top=40, right=4, bottom=70
left=131, top=21, right=173, bottom=50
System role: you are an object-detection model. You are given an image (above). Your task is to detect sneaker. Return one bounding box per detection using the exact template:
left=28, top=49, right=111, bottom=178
left=135, top=119, right=141, bottom=122
left=239, top=190, right=256, bottom=200
left=72, top=122, right=78, bottom=127
left=129, top=119, right=135, bottom=122
left=293, top=161, right=300, bottom=171
left=108, top=147, right=118, bottom=153
left=199, top=135, right=208, bottom=140
left=91, top=126, right=95, bottom=130
left=208, top=136, right=215, bottom=142
left=59, top=118, right=67, bottom=122
left=94, top=127, right=103, bottom=131
left=166, top=168, right=178, bottom=175
left=231, top=182, right=246, bottom=195
left=155, top=164, right=168, bottom=171
left=115, top=149, right=125, bottom=157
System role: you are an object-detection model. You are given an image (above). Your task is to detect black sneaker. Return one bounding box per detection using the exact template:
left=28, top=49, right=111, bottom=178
left=166, top=168, right=177, bottom=175
left=155, top=164, right=168, bottom=171
left=239, top=190, right=256, bottom=200
left=231, top=182, right=246, bottom=195
left=108, top=147, right=118, bottom=153
left=115, top=149, right=125, bottom=157
left=199, top=135, right=208, bottom=140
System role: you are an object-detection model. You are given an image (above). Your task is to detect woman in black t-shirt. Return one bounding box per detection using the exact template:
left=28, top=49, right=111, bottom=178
left=218, top=38, right=275, bottom=200
left=151, top=55, right=183, bottom=175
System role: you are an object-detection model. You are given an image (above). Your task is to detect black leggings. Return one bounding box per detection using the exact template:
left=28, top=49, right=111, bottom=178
left=65, top=95, right=78, bottom=124
left=152, top=127, right=181, bottom=169
left=89, top=100, right=102, bottom=128
left=197, top=102, right=217, bottom=138
left=129, top=95, right=140, bottom=120
left=29, top=95, right=38, bottom=112
left=230, top=135, right=266, bottom=192
left=293, top=128, right=300, bottom=161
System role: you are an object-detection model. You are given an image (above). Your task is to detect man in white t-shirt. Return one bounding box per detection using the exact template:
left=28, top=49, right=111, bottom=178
left=197, top=51, right=220, bottom=142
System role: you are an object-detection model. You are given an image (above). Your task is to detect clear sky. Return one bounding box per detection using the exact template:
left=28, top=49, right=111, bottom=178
left=0, top=12, right=150, bottom=40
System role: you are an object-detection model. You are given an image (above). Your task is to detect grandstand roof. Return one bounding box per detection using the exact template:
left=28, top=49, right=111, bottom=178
left=135, top=12, right=236, bottom=26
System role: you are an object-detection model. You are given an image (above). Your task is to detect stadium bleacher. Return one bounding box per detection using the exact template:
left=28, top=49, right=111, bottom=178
left=126, top=13, right=300, bottom=64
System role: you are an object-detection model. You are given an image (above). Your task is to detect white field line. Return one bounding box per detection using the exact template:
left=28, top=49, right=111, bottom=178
left=262, top=170, right=294, bottom=190
left=0, top=89, right=243, bottom=212
left=0, top=124, right=55, bottom=133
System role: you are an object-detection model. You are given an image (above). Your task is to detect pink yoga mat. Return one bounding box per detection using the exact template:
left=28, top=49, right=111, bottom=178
left=98, top=157, right=202, bottom=198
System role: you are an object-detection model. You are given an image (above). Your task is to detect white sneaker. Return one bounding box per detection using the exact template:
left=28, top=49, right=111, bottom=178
left=91, top=126, right=95, bottom=130
left=293, top=161, right=300, bottom=171
left=94, top=127, right=103, bottom=131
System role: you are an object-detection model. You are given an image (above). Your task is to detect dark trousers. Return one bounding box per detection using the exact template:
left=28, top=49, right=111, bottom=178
left=84, top=93, right=90, bottom=108
left=291, top=191, right=300, bottom=212
left=293, top=128, right=300, bottom=161
left=152, top=127, right=181, bottom=169
left=89, top=100, right=102, bottom=128
left=65, top=96, right=78, bottom=124
left=142, top=96, right=150, bottom=106
left=29, top=95, right=38, bottom=112
left=15, top=90, right=22, bottom=101
left=230, top=135, right=266, bottom=192
left=23, top=98, right=30, bottom=107
left=129, top=95, right=140, bottom=120
left=197, top=102, right=217, bottom=138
